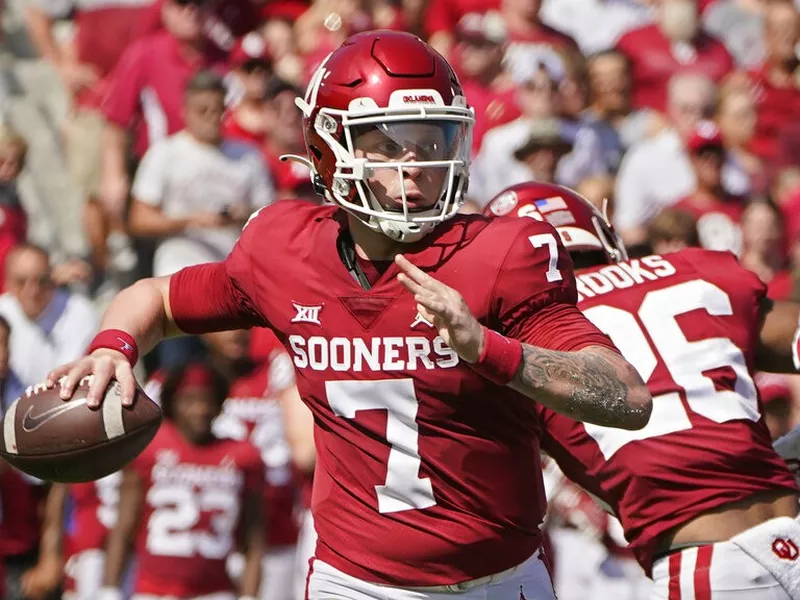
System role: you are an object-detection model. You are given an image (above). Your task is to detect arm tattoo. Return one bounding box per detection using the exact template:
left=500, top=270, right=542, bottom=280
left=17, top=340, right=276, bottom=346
left=510, top=344, right=651, bottom=429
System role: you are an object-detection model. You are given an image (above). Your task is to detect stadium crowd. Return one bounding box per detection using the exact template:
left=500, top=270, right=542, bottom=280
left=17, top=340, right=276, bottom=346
left=0, top=0, right=797, bottom=598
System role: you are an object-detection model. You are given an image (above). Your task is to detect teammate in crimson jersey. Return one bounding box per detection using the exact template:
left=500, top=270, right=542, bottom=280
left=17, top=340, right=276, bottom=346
left=485, top=182, right=800, bottom=600
left=205, top=329, right=301, bottom=600
left=101, top=363, right=265, bottom=600
left=23, top=474, right=121, bottom=600
left=51, top=31, right=651, bottom=599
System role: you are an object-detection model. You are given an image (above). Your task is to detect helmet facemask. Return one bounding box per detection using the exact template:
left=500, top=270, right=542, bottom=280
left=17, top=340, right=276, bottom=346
left=593, top=199, right=628, bottom=263
left=308, top=96, right=474, bottom=243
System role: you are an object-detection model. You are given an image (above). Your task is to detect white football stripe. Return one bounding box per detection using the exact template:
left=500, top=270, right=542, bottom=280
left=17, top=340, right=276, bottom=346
left=4, top=399, right=18, bottom=454
left=102, top=387, right=125, bottom=440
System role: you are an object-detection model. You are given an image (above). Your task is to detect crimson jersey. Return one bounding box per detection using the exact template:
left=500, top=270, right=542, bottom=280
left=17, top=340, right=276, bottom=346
left=65, top=474, right=120, bottom=556
left=213, top=353, right=300, bottom=547
left=169, top=200, right=618, bottom=586
left=538, top=248, right=798, bottom=574
left=130, top=421, right=263, bottom=597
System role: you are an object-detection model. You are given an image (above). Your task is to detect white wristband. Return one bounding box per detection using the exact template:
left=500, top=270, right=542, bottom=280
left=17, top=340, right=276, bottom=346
left=792, top=321, right=800, bottom=371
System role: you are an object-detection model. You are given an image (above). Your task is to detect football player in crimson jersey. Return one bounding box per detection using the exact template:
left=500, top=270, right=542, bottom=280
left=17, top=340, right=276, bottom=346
left=50, top=31, right=651, bottom=599
left=484, top=182, right=800, bottom=600
left=22, top=474, right=121, bottom=600
left=203, top=329, right=301, bottom=600
left=100, top=363, right=265, bottom=600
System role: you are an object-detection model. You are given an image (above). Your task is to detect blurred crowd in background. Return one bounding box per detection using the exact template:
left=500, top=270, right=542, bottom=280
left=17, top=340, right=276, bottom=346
left=0, top=0, right=795, bottom=598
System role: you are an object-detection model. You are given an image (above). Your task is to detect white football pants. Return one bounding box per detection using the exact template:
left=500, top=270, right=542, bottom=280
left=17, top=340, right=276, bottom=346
left=306, top=549, right=555, bottom=600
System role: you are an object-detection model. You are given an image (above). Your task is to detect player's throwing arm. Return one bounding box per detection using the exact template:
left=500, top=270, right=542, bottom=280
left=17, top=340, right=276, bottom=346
left=395, top=254, right=652, bottom=430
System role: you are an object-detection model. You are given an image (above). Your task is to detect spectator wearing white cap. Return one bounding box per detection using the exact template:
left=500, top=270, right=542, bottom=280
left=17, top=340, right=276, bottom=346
left=540, top=0, right=654, bottom=55
left=613, top=72, right=749, bottom=248
left=453, top=12, right=520, bottom=155
left=470, top=51, right=607, bottom=207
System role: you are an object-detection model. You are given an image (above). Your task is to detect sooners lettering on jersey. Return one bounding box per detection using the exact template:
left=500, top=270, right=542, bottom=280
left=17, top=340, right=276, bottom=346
left=130, top=421, right=263, bottom=597
left=171, top=199, right=617, bottom=586
left=539, top=248, right=798, bottom=574
left=213, top=359, right=300, bottom=547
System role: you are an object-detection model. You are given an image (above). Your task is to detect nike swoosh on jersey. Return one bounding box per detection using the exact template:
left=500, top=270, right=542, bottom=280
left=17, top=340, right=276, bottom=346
left=21, top=398, right=89, bottom=432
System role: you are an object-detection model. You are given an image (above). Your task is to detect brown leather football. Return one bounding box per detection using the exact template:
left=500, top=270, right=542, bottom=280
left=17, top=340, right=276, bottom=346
left=0, top=377, right=162, bottom=482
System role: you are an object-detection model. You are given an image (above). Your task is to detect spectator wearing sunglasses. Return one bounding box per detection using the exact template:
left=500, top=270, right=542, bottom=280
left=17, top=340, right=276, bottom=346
left=0, top=243, right=97, bottom=391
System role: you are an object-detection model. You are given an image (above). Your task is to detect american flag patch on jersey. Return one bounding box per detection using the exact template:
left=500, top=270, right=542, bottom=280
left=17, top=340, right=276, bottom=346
left=533, top=196, right=567, bottom=213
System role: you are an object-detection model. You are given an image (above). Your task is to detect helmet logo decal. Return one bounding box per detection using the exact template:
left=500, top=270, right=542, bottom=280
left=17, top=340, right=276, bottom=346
left=403, top=94, right=436, bottom=103
left=388, top=89, right=445, bottom=107
left=531, top=195, right=568, bottom=214
left=489, top=191, right=518, bottom=216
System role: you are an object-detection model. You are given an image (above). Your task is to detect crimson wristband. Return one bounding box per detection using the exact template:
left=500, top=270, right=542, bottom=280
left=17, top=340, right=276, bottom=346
left=87, top=329, right=139, bottom=366
left=470, top=327, right=523, bottom=385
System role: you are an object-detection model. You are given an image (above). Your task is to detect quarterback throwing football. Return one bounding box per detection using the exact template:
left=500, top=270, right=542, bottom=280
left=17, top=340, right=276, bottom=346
left=50, top=32, right=651, bottom=599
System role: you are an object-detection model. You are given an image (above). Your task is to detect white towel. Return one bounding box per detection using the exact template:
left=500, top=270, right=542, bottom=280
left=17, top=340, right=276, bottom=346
left=729, top=516, right=800, bottom=598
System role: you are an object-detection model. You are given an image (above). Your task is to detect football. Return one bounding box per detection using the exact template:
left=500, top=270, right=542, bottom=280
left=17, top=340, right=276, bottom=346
left=0, top=376, right=162, bottom=482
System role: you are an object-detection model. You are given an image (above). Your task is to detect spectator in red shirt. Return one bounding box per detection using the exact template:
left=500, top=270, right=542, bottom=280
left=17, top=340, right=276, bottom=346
left=453, top=12, right=519, bottom=155
left=740, top=197, right=792, bottom=299
left=674, top=121, right=745, bottom=253
left=24, top=0, right=153, bottom=276
left=100, top=0, right=228, bottom=218
left=429, top=0, right=579, bottom=69
left=143, top=0, right=263, bottom=54
left=745, top=1, right=800, bottom=164
left=0, top=128, right=28, bottom=292
left=222, top=33, right=273, bottom=147
left=616, top=0, right=734, bottom=112
left=426, top=0, right=500, bottom=56
left=499, top=0, right=581, bottom=85
left=262, top=78, right=315, bottom=200
left=0, top=467, right=46, bottom=600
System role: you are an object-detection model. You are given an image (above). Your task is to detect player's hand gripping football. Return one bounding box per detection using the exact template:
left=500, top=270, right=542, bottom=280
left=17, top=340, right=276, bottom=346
left=396, top=254, right=485, bottom=363
left=45, top=349, right=136, bottom=408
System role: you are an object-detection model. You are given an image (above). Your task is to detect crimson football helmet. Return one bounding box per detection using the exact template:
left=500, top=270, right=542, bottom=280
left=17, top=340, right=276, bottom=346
left=484, top=182, right=628, bottom=264
left=293, top=31, right=475, bottom=243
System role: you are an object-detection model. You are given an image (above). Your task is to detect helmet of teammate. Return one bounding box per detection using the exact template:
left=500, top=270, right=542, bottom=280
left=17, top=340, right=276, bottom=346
left=296, top=30, right=475, bottom=243
left=483, top=182, right=627, bottom=264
